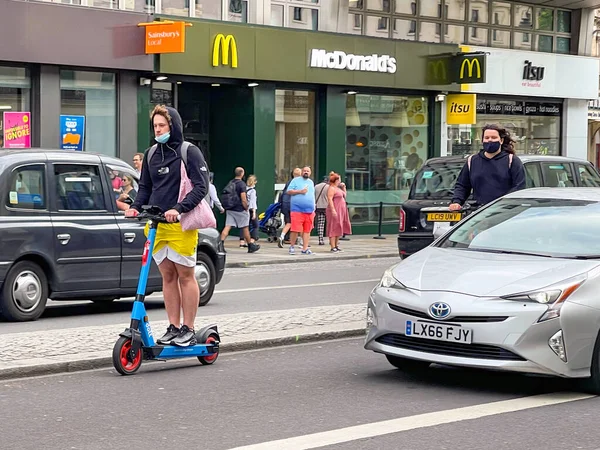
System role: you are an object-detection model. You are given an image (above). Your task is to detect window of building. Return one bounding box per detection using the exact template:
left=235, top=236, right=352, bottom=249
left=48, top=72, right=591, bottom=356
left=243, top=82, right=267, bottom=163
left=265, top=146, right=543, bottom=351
left=345, top=94, right=429, bottom=225
left=446, top=98, right=562, bottom=157
left=271, top=1, right=319, bottom=30
left=346, top=1, right=571, bottom=54
left=227, top=0, right=248, bottom=22
left=121, top=0, right=155, bottom=13
left=60, top=70, right=117, bottom=157
left=0, top=66, right=31, bottom=149
left=6, top=165, right=46, bottom=210
left=274, top=90, right=316, bottom=185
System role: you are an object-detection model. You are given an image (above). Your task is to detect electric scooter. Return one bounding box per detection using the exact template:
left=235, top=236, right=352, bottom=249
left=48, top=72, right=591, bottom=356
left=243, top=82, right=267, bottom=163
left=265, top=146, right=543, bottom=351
left=112, top=205, right=220, bottom=376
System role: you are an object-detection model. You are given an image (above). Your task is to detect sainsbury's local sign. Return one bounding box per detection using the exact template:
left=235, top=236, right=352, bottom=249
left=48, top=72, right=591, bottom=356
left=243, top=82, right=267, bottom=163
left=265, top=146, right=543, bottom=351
left=309, top=49, right=397, bottom=74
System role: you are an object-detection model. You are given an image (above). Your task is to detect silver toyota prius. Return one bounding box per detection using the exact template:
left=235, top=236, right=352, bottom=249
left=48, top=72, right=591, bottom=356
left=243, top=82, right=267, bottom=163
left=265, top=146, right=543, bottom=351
left=365, top=188, right=600, bottom=393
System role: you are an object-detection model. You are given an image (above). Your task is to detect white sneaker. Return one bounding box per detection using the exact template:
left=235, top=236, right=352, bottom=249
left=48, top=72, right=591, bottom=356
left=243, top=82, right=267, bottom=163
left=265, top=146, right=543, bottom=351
left=278, top=236, right=284, bottom=248
left=289, top=246, right=295, bottom=255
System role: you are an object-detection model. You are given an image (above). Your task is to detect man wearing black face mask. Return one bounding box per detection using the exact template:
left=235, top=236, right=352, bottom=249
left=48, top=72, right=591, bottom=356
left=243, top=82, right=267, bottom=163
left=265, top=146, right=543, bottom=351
left=449, top=124, right=526, bottom=211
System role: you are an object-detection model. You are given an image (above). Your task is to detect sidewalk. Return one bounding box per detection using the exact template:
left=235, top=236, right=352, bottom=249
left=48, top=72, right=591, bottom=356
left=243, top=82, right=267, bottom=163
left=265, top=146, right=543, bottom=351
left=0, top=304, right=367, bottom=380
left=224, top=234, right=398, bottom=268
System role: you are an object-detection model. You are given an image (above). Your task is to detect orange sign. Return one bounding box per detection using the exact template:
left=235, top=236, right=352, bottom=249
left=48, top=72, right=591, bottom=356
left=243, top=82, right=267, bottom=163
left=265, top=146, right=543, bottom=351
left=143, top=21, right=186, bottom=54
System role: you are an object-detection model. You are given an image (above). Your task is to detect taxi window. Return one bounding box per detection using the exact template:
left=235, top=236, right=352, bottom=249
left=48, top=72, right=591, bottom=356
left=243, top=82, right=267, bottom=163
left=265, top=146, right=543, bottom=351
left=576, top=163, right=600, bottom=187
left=6, top=165, right=46, bottom=210
left=540, top=162, right=575, bottom=187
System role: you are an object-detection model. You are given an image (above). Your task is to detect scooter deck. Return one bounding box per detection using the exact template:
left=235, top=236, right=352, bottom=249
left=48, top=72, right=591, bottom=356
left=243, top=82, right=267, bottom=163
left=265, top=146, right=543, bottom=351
left=143, top=342, right=220, bottom=360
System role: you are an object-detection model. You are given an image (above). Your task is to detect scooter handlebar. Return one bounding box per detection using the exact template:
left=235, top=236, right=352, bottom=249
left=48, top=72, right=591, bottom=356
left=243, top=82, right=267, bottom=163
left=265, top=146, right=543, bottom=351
left=124, top=206, right=181, bottom=223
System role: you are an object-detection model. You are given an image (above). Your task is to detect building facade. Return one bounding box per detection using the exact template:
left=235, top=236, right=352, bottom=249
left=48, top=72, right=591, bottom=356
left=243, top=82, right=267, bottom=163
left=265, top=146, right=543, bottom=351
left=2, top=0, right=600, bottom=233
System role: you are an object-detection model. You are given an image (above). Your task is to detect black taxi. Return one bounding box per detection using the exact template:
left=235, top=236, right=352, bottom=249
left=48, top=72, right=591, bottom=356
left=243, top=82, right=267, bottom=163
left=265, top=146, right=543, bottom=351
left=0, top=149, right=225, bottom=322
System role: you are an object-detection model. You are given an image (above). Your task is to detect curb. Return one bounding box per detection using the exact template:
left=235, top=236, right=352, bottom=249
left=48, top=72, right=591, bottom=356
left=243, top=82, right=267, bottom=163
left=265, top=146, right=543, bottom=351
left=225, top=252, right=398, bottom=268
left=0, top=327, right=366, bottom=381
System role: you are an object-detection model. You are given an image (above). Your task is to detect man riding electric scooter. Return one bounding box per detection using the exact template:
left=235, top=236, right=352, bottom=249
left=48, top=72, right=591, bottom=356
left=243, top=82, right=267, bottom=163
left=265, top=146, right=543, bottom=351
left=125, top=105, right=209, bottom=347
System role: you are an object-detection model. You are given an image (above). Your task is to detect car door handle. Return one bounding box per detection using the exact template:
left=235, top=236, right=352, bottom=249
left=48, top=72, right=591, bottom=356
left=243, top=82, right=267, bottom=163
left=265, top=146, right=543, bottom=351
left=57, top=234, right=71, bottom=245
left=123, top=233, right=136, bottom=243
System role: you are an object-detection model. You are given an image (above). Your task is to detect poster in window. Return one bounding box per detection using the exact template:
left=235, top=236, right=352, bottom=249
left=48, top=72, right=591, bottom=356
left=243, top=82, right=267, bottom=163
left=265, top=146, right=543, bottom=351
left=60, top=115, right=86, bottom=151
left=3, top=112, right=31, bottom=149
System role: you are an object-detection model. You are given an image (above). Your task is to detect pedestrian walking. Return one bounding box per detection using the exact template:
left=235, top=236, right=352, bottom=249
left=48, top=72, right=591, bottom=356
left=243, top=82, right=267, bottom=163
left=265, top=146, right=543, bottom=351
left=239, top=175, right=259, bottom=247
left=326, top=172, right=352, bottom=253
left=287, top=166, right=315, bottom=255
left=278, top=167, right=301, bottom=248
left=449, top=124, right=526, bottom=212
left=126, top=104, right=209, bottom=347
left=219, top=167, right=260, bottom=253
left=208, top=172, right=225, bottom=214
left=314, top=176, right=329, bottom=246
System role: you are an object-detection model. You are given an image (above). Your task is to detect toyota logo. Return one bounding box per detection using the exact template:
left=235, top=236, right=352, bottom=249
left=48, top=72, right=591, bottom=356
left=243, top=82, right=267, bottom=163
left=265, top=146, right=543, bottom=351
left=429, top=302, right=451, bottom=320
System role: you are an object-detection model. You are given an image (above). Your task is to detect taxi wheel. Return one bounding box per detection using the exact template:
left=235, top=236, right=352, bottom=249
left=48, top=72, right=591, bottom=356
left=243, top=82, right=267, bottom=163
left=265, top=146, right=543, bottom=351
left=386, top=355, right=431, bottom=372
left=0, top=261, right=48, bottom=322
left=196, top=252, right=216, bottom=307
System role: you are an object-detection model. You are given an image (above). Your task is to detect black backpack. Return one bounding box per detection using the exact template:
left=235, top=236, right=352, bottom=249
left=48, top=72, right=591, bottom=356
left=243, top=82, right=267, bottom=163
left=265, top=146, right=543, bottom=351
left=221, top=180, right=242, bottom=210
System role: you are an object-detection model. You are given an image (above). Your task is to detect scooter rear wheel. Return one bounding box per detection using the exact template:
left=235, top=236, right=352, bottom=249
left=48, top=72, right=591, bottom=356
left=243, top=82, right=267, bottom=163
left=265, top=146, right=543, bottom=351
left=198, top=333, right=220, bottom=365
left=112, top=336, right=143, bottom=375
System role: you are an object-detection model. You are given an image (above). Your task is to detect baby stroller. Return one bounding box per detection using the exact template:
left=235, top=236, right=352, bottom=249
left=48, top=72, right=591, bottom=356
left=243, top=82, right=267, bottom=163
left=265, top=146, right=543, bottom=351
left=259, top=201, right=283, bottom=243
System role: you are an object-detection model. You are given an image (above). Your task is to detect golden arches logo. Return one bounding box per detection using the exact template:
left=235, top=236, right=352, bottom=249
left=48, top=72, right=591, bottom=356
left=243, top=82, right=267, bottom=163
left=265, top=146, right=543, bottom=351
left=212, top=34, right=238, bottom=68
left=459, top=58, right=481, bottom=80
left=428, top=60, right=447, bottom=79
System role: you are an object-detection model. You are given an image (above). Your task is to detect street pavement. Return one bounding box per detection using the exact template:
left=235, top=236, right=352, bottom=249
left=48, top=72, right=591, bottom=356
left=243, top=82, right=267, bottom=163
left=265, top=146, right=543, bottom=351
left=223, top=234, right=397, bottom=267
left=1, top=338, right=598, bottom=450
left=0, top=256, right=399, bottom=379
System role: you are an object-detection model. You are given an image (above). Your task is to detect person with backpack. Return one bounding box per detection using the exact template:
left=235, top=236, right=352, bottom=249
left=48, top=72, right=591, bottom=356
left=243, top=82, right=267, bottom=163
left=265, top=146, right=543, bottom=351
left=219, top=167, right=260, bottom=253
left=126, top=105, right=209, bottom=347
left=449, top=124, right=526, bottom=212
left=239, top=175, right=259, bottom=247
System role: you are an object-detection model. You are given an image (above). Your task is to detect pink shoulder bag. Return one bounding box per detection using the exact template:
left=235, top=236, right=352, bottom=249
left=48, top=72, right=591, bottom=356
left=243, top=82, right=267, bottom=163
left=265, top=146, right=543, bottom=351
left=178, top=161, right=217, bottom=231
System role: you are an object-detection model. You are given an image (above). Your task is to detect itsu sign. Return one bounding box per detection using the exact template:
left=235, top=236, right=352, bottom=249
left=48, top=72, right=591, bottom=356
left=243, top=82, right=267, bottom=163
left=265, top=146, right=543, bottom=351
left=522, top=60, right=545, bottom=88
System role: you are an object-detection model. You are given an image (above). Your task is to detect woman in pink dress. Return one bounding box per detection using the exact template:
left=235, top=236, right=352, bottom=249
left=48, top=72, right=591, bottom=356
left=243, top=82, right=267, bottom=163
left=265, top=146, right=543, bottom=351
left=326, top=172, right=352, bottom=253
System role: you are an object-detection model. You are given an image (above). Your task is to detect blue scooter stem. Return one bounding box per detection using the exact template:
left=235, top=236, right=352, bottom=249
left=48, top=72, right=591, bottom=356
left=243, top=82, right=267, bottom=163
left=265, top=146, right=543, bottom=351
left=137, top=225, right=157, bottom=298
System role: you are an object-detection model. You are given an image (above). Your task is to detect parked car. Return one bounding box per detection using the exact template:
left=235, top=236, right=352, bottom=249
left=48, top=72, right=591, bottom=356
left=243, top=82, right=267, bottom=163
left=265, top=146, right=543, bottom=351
left=0, top=149, right=226, bottom=322
left=367, top=187, right=600, bottom=393
left=398, top=154, right=600, bottom=258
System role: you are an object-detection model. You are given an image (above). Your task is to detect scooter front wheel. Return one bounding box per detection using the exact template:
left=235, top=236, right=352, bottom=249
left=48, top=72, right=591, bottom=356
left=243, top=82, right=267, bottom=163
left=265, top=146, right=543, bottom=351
left=112, top=336, right=143, bottom=375
left=197, top=333, right=220, bottom=365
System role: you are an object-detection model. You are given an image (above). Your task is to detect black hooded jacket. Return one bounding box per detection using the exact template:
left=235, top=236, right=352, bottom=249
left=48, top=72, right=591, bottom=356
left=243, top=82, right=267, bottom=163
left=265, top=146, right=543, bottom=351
left=452, top=150, right=526, bottom=207
left=131, top=107, right=208, bottom=215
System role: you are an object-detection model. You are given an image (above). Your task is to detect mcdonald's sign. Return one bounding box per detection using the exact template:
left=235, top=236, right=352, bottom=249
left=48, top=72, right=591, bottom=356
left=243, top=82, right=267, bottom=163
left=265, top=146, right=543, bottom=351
left=212, top=34, right=238, bottom=68
left=456, top=54, right=486, bottom=83
left=426, top=57, right=451, bottom=85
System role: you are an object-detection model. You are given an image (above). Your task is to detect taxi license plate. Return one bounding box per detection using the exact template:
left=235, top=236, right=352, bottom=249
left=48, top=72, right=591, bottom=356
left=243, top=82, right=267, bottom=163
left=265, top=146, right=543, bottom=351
left=426, top=212, right=462, bottom=222
left=405, top=320, right=472, bottom=344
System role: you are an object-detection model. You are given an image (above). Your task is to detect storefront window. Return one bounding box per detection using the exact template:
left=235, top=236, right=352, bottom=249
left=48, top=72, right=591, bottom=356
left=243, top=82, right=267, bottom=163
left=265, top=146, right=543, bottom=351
left=60, top=70, right=116, bottom=156
left=0, top=66, right=31, bottom=149
left=274, top=90, right=315, bottom=184
left=345, top=94, right=429, bottom=224
left=446, top=98, right=562, bottom=157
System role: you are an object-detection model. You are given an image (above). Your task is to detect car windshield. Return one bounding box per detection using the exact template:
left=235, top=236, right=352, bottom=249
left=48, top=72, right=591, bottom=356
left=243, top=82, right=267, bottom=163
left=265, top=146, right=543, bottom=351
left=438, top=197, right=600, bottom=258
left=411, top=161, right=464, bottom=199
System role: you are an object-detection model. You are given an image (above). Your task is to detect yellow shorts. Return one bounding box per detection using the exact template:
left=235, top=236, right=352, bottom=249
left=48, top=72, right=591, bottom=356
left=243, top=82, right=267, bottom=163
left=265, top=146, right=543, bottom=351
left=144, top=222, right=198, bottom=266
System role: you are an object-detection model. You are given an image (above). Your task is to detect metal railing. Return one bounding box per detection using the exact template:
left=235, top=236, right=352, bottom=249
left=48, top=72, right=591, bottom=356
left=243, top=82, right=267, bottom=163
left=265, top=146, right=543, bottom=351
left=347, top=201, right=403, bottom=240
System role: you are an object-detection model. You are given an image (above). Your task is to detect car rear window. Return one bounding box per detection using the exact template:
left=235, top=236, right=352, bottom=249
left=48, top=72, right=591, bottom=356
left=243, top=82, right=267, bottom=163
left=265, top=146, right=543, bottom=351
left=410, top=161, right=464, bottom=199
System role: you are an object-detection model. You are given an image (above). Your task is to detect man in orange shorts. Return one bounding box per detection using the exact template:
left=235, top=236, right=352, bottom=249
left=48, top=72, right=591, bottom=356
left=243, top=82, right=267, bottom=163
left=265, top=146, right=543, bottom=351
left=286, top=166, right=315, bottom=255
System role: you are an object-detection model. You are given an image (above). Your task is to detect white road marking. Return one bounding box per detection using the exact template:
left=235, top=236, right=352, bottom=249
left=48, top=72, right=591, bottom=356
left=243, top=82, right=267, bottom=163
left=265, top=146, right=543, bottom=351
left=228, top=392, right=595, bottom=450
left=140, top=279, right=379, bottom=299
left=213, top=279, right=379, bottom=294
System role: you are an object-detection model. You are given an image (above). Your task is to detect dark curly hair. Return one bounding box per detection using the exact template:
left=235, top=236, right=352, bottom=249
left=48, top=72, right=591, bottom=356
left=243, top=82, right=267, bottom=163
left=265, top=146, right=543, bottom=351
left=482, top=124, right=515, bottom=155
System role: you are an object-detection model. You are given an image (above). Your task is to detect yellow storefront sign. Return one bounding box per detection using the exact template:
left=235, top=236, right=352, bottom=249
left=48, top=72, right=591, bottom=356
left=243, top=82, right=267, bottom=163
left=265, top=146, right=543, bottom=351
left=446, top=94, right=477, bottom=125
left=212, top=33, right=238, bottom=68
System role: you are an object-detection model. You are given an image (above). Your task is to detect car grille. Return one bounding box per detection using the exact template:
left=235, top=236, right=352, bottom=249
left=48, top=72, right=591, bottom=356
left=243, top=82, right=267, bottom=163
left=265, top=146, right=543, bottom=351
left=388, top=303, right=508, bottom=323
left=376, top=333, right=525, bottom=361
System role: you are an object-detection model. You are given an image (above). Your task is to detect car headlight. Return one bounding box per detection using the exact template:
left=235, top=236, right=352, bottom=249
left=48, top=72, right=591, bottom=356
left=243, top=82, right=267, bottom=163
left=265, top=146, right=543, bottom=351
left=379, top=267, right=406, bottom=289
left=502, top=274, right=587, bottom=322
